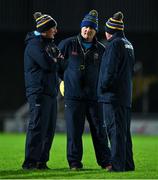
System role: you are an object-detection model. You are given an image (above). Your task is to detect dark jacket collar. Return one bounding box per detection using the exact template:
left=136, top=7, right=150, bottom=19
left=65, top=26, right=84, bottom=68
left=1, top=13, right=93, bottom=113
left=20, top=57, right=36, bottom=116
left=25, top=31, right=53, bottom=45
left=77, top=33, right=97, bottom=46
left=107, top=31, right=125, bottom=42
left=41, top=36, right=53, bottom=43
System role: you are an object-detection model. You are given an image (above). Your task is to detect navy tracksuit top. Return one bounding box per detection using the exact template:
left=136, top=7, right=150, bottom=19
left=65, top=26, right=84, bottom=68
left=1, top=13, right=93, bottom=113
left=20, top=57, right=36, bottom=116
left=97, top=32, right=135, bottom=107
left=58, top=34, right=105, bottom=100
left=24, top=32, right=59, bottom=98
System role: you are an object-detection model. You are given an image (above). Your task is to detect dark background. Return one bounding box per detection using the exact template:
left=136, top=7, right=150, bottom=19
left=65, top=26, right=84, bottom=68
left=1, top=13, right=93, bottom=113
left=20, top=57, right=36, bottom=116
left=0, top=0, right=158, bottom=113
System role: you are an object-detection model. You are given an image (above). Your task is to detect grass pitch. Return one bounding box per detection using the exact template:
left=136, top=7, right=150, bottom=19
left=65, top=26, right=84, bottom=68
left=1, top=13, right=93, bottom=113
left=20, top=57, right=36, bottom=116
left=0, top=133, right=158, bottom=179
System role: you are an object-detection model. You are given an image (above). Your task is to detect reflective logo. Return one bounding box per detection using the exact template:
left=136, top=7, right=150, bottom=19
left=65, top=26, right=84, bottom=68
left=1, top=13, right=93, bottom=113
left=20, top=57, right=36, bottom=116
left=71, top=51, right=78, bottom=55
left=94, top=53, right=99, bottom=60
left=125, top=44, right=133, bottom=50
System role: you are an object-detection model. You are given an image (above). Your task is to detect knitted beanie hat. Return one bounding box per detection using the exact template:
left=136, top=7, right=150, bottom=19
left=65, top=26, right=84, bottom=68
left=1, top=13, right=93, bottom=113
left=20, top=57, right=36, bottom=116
left=33, top=12, right=57, bottom=33
left=80, top=10, right=98, bottom=31
left=105, top=11, right=124, bottom=34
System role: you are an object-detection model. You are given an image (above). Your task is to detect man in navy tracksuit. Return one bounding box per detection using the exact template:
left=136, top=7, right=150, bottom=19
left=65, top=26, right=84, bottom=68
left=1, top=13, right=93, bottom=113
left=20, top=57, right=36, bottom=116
left=58, top=10, right=111, bottom=170
left=98, top=12, right=135, bottom=172
left=22, top=12, right=61, bottom=170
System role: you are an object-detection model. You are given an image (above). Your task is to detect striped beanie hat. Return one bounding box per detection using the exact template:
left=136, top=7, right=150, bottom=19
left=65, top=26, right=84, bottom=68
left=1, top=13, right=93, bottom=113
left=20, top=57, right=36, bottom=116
left=105, top=11, right=124, bottom=34
left=33, top=12, right=57, bottom=33
left=80, top=10, right=98, bottom=31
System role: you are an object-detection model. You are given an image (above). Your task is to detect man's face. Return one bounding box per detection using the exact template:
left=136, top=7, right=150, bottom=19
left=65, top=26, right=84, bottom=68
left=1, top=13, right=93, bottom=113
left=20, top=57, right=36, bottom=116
left=81, top=26, right=96, bottom=42
left=43, top=26, right=57, bottom=39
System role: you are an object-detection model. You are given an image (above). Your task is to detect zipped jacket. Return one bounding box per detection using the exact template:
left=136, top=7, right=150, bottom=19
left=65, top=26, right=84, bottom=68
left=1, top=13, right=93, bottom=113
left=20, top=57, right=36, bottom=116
left=58, top=34, right=105, bottom=100
left=24, top=32, right=59, bottom=97
left=97, top=32, right=135, bottom=107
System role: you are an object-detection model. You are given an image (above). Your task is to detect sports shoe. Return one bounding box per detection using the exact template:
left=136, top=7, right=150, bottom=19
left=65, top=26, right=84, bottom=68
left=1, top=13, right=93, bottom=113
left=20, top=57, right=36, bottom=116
left=22, top=162, right=50, bottom=170
left=70, top=166, right=82, bottom=171
left=103, top=164, right=113, bottom=172
left=36, top=162, right=50, bottom=170
left=22, top=162, right=37, bottom=170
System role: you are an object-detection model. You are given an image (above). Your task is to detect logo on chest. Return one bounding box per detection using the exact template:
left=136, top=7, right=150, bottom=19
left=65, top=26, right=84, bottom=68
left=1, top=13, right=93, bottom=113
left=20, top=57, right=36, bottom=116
left=94, top=53, right=99, bottom=60
left=71, top=51, right=78, bottom=55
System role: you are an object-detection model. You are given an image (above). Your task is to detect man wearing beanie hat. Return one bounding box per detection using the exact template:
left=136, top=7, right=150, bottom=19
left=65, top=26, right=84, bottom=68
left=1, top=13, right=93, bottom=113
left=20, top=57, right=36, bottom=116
left=98, top=11, right=135, bottom=172
left=58, top=10, right=111, bottom=170
left=22, top=12, right=62, bottom=170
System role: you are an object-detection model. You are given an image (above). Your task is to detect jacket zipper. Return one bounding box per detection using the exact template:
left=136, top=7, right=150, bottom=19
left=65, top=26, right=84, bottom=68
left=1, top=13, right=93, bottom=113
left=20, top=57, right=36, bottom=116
left=77, top=36, right=91, bottom=70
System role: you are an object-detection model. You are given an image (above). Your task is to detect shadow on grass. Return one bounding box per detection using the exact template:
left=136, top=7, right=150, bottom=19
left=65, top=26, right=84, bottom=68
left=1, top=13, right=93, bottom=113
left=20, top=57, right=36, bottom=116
left=0, top=168, right=100, bottom=179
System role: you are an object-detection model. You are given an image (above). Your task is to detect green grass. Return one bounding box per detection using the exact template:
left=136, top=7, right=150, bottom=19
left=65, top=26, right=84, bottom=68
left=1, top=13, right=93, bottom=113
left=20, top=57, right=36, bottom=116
left=0, top=133, right=158, bottom=179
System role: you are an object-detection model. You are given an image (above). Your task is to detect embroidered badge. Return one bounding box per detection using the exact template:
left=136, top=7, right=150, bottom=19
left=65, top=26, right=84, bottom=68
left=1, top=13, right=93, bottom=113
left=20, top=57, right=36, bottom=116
left=94, top=53, right=99, bottom=60
left=71, top=51, right=78, bottom=55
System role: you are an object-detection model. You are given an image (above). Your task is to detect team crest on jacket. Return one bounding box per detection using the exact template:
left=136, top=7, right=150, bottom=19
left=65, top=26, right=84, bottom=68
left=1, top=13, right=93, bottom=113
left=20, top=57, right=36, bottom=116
left=71, top=51, right=78, bottom=55
left=94, top=53, right=99, bottom=60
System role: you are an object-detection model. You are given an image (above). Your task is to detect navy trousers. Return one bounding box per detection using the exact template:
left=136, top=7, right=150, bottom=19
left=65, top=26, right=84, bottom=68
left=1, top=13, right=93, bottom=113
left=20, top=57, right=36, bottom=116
left=65, top=99, right=111, bottom=168
left=23, top=94, right=57, bottom=166
left=102, top=103, right=135, bottom=171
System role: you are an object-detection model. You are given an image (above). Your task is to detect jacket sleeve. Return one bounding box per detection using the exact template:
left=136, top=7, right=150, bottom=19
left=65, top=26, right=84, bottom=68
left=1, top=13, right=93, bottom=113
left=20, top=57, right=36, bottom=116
left=56, top=60, right=65, bottom=80
left=58, top=39, right=70, bottom=59
left=100, top=40, right=122, bottom=92
left=57, top=39, right=69, bottom=79
left=27, top=44, right=51, bottom=71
